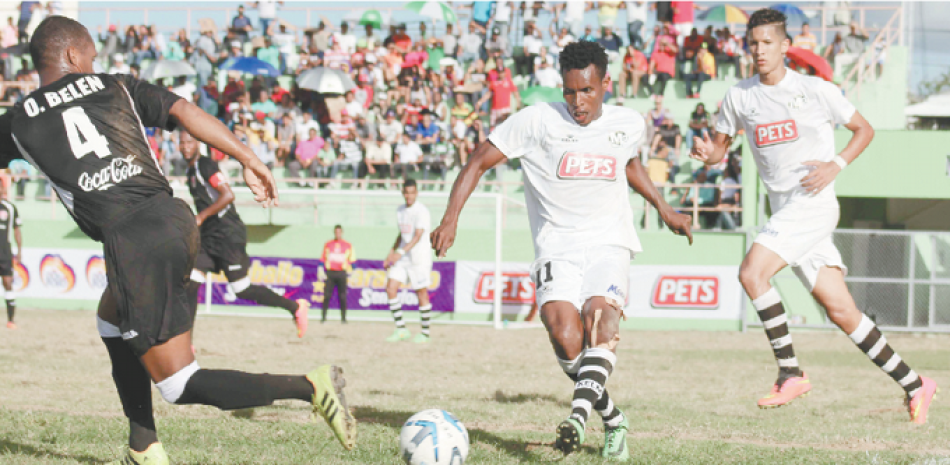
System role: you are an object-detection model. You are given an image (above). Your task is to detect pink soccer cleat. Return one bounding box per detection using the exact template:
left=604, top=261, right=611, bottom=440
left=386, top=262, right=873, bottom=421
left=758, top=373, right=812, bottom=408
left=908, top=376, right=938, bottom=424
left=295, top=299, right=310, bottom=338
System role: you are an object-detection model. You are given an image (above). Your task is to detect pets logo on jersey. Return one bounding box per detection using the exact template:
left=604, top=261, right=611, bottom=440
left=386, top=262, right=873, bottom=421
left=473, top=271, right=535, bottom=304
left=754, top=120, right=799, bottom=147
left=557, top=152, right=618, bottom=180
left=651, top=276, right=720, bottom=309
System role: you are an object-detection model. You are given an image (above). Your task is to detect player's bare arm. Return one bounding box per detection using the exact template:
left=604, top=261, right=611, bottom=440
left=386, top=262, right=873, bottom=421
left=431, top=140, right=508, bottom=257
left=690, top=131, right=733, bottom=166
left=386, top=229, right=424, bottom=266
left=168, top=100, right=279, bottom=208
left=625, top=159, right=693, bottom=244
left=196, top=180, right=236, bottom=227
left=800, top=110, right=874, bottom=195
left=384, top=232, right=403, bottom=268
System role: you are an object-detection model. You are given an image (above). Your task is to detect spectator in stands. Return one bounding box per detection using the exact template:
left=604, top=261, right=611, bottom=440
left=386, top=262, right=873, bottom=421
left=824, top=32, right=844, bottom=64
left=617, top=44, right=648, bottom=102
left=108, top=54, right=130, bottom=74
left=793, top=22, right=818, bottom=52
left=549, top=26, right=575, bottom=65
left=228, top=40, right=244, bottom=58
left=354, top=114, right=377, bottom=145
left=715, top=27, right=741, bottom=79
left=449, top=114, right=468, bottom=165
left=331, top=135, right=363, bottom=181
left=479, top=50, right=521, bottom=126
left=273, top=24, right=296, bottom=73
left=687, top=102, right=709, bottom=147
left=649, top=137, right=673, bottom=184
left=450, top=92, right=475, bottom=124
left=295, top=111, right=321, bottom=141
left=277, top=113, right=296, bottom=165
left=671, top=0, right=698, bottom=43
left=311, top=20, right=331, bottom=52
left=232, top=5, right=253, bottom=44
left=533, top=57, right=562, bottom=88
left=516, top=22, right=543, bottom=79
left=415, top=112, right=440, bottom=153
left=171, top=76, right=196, bottom=102
left=648, top=36, right=676, bottom=96
left=684, top=43, right=715, bottom=98
left=192, top=26, right=218, bottom=86
left=679, top=27, right=703, bottom=78
left=623, top=1, right=648, bottom=50
left=597, top=26, right=623, bottom=60
left=643, top=24, right=661, bottom=58
left=165, top=29, right=186, bottom=61
left=394, top=132, right=423, bottom=179
left=558, top=1, right=587, bottom=38
left=252, top=90, right=278, bottom=119
left=441, top=22, right=459, bottom=58
left=714, top=163, right=741, bottom=230
left=96, top=24, right=121, bottom=70
left=702, top=25, right=718, bottom=55
left=334, top=21, right=357, bottom=54
left=462, top=117, right=487, bottom=162
left=257, top=37, right=281, bottom=71
left=288, top=127, right=325, bottom=181
left=252, top=0, right=281, bottom=36
left=680, top=166, right=717, bottom=226
left=379, top=110, right=404, bottom=145
left=17, top=1, right=40, bottom=43
left=834, top=22, right=869, bottom=78
left=579, top=25, right=596, bottom=42
left=485, top=26, right=508, bottom=56
left=651, top=116, right=682, bottom=181
left=458, top=22, right=483, bottom=65
left=645, top=94, right=672, bottom=129
left=361, top=135, right=393, bottom=183
left=248, top=120, right=278, bottom=168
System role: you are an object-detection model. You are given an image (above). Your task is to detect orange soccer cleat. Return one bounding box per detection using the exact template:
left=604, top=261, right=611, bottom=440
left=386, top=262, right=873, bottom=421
left=758, top=373, right=812, bottom=409
left=295, top=299, right=310, bottom=338
left=908, top=376, right=938, bottom=424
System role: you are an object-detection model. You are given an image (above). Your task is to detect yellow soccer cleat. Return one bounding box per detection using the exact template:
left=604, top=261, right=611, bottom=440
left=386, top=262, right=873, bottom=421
left=307, top=365, right=357, bottom=450
left=108, top=442, right=169, bottom=465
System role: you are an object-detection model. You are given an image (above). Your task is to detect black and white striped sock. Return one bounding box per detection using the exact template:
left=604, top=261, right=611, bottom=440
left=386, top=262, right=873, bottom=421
left=559, top=355, right=624, bottom=428
left=389, top=298, right=405, bottom=329
left=753, top=288, right=802, bottom=378
left=848, top=314, right=923, bottom=398
left=419, top=304, right=432, bottom=336
left=569, top=348, right=616, bottom=429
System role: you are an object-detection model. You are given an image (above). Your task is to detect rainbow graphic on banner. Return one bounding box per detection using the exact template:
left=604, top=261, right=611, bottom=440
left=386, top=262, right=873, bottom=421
left=39, top=254, right=76, bottom=293
left=85, top=256, right=108, bottom=290
left=12, top=261, right=28, bottom=291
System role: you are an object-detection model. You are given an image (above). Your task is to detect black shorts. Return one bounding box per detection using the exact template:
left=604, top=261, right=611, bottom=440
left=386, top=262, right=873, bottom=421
left=103, top=193, right=200, bottom=356
left=0, top=255, right=11, bottom=277
left=196, top=238, right=250, bottom=283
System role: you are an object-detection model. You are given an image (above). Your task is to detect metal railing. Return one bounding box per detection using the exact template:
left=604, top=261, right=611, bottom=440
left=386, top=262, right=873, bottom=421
left=842, top=5, right=902, bottom=98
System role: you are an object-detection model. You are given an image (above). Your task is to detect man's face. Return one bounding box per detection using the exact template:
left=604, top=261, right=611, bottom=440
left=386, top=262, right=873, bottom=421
left=802, top=24, right=810, bottom=34
left=238, top=6, right=245, bottom=16
left=309, top=128, right=318, bottom=140
left=345, top=92, right=354, bottom=102
left=655, top=95, right=664, bottom=109
left=342, top=24, right=349, bottom=33
left=562, top=64, right=609, bottom=127
left=334, top=227, right=343, bottom=240
left=749, top=23, right=789, bottom=76
left=423, top=114, right=432, bottom=125
left=180, top=131, right=199, bottom=162
left=402, top=185, right=418, bottom=206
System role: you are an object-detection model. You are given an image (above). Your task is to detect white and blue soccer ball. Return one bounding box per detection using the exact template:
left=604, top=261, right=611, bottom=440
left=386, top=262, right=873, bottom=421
left=399, top=409, right=469, bottom=465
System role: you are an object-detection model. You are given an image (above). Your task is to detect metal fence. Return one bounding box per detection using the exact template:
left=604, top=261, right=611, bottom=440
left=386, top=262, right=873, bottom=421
left=773, top=229, right=950, bottom=332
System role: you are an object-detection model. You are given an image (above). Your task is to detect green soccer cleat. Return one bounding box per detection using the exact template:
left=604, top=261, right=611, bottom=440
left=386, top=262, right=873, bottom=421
left=602, top=415, right=630, bottom=461
left=412, top=333, right=430, bottom=344
left=385, top=328, right=412, bottom=342
left=306, top=365, right=357, bottom=451
left=554, top=418, right=585, bottom=456
left=108, top=442, right=169, bottom=465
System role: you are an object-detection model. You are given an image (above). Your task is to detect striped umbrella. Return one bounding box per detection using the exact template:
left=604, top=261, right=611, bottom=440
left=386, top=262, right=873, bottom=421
left=344, top=9, right=392, bottom=29
left=405, top=1, right=458, bottom=23
left=698, top=4, right=749, bottom=23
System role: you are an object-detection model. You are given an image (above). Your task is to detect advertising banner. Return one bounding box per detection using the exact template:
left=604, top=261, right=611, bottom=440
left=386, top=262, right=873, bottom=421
left=14, top=248, right=108, bottom=300
left=454, top=261, right=535, bottom=316
left=200, top=258, right=456, bottom=312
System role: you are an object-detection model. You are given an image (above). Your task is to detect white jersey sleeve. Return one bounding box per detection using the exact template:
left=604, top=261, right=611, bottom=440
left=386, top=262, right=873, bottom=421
left=488, top=105, right=545, bottom=160
left=715, top=87, right=741, bottom=137
left=815, top=80, right=856, bottom=126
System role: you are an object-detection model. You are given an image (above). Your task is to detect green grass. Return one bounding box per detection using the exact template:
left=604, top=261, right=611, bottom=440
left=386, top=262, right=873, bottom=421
left=1, top=309, right=949, bottom=464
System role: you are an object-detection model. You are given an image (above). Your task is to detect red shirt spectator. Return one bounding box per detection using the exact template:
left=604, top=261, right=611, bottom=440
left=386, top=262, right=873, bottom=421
left=651, top=45, right=676, bottom=76
left=270, top=85, right=289, bottom=104
left=403, top=49, right=428, bottom=69
left=625, top=48, right=648, bottom=71
left=393, top=32, right=412, bottom=52
left=672, top=1, right=695, bottom=24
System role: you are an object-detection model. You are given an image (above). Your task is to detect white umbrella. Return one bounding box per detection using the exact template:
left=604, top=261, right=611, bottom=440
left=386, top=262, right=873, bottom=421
left=297, top=67, right=356, bottom=94
left=141, top=60, right=196, bottom=81
left=439, top=57, right=459, bottom=69
left=405, top=1, right=458, bottom=23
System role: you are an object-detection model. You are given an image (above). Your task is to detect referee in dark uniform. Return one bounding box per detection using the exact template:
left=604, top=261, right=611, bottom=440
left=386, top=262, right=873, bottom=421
left=181, top=131, right=311, bottom=338
left=0, top=17, right=354, bottom=464
left=0, top=181, right=22, bottom=329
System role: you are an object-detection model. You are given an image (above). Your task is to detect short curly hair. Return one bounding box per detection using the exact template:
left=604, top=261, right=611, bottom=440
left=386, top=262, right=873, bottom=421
left=748, top=8, right=787, bottom=38
left=559, top=41, right=608, bottom=79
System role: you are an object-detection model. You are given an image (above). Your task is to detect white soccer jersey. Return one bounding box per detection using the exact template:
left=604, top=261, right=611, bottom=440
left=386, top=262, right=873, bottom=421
left=715, top=69, right=856, bottom=194
left=488, top=102, right=645, bottom=259
left=396, top=202, right=432, bottom=265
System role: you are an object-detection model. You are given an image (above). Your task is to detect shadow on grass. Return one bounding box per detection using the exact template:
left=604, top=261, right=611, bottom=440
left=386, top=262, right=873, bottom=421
left=0, top=439, right=102, bottom=464
left=493, top=390, right=571, bottom=408
left=354, top=406, right=544, bottom=462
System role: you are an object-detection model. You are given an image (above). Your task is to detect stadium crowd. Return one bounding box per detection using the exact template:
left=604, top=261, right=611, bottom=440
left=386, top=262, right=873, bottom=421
left=1, top=1, right=878, bottom=229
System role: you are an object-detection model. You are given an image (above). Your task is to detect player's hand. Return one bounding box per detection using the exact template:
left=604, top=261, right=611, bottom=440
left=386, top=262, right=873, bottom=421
left=195, top=213, right=205, bottom=227
left=689, top=132, right=713, bottom=163
left=800, top=160, right=841, bottom=195
left=14, top=253, right=21, bottom=265
left=430, top=220, right=458, bottom=258
left=661, top=209, right=694, bottom=245
left=243, top=159, right=279, bottom=208
left=384, top=252, right=401, bottom=269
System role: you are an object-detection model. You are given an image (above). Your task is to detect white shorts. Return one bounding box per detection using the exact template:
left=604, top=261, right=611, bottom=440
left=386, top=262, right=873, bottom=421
left=755, top=191, right=848, bottom=291
left=387, top=258, right=432, bottom=290
left=531, top=245, right=632, bottom=311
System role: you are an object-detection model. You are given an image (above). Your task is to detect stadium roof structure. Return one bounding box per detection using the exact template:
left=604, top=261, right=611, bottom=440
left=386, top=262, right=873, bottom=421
left=905, top=93, right=950, bottom=118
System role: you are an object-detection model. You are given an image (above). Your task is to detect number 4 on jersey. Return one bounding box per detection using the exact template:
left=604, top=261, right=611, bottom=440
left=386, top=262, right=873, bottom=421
left=62, top=107, right=111, bottom=159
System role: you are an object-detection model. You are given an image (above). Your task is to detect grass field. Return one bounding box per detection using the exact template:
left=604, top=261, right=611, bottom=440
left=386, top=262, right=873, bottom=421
left=1, top=309, right=949, bottom=464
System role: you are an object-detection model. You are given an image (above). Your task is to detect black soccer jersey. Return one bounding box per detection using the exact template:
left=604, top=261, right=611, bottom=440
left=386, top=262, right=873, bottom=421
left=0, top=74, right=181, bottom=242
left=0, top=199, right=21, bottom=257
left=186, top=156, right=246, bottom=244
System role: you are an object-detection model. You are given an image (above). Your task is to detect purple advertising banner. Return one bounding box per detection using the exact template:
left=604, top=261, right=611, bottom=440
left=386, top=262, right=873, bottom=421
left=198, top=257, right=455, bottom=312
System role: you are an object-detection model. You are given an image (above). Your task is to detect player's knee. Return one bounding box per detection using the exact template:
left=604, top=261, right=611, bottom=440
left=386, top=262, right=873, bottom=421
left=584, top=303, right=621, bottom=351
left=154, top=362, right=201, bottom=404
left=738, top=265, right=767, bottom=294
left=823, top=299, right=858, bottom=326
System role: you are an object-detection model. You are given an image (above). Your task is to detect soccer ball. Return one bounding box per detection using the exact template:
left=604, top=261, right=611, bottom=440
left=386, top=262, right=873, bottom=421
left=399, top=409, right=469, bottom=465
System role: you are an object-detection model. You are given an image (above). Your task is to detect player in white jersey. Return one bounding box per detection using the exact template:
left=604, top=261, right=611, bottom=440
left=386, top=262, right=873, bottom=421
left=432, top=41, right=692, bottom=459
left=384, top=179, right=435, bottom=343
left=692, top=9, right=936, bottom=422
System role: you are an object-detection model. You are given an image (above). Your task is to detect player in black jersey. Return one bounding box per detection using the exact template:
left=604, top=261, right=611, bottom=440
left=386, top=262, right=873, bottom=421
left=181, top=131, right=311, bottom=337
left=0, top=182, right=22, bottom=329
left=0, top=17, right=355, bottom=464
